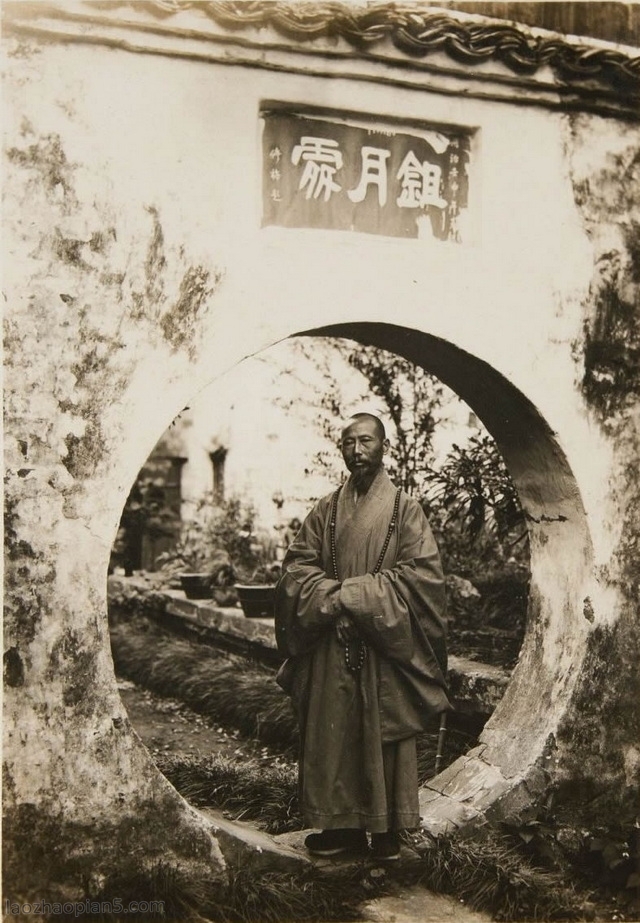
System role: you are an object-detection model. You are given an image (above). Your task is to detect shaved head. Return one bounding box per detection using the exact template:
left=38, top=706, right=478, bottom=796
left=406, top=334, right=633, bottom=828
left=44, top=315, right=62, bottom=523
left=344, top=413, right=386, bottom=441
left=339, top=414, right=389, bottom=491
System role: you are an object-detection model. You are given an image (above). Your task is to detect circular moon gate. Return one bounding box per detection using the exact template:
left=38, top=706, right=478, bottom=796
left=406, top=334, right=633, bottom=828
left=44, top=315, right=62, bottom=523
left=108, top=316, right=591, bottom=838
left=4, top=1, right=636, bottom=899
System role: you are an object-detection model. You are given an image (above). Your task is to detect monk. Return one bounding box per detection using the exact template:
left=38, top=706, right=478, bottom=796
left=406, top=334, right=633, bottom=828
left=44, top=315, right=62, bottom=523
left=275, top=412, right=451, bottom=860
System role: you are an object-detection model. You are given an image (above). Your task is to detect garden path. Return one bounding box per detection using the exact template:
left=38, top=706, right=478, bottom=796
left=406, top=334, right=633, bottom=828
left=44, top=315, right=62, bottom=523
left=119, top=678, right=495, bottom=923
left=118, top=678, right=276, bottom=766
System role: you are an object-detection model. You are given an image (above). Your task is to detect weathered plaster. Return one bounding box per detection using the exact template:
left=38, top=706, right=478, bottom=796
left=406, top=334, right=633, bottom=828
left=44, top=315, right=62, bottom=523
left=550, top=114, right=640, bottom=832
left=3, top=6, right=640, bottom=900
left=3, top=56, right=228, bottom=897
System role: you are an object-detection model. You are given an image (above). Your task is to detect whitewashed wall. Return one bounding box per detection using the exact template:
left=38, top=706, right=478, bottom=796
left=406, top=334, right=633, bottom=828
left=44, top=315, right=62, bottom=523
left=3, top=3, right=639, bottom=900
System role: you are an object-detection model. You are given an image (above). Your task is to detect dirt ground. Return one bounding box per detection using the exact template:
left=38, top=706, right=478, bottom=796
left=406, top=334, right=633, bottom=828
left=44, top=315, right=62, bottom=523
left=118, top=678, right=638, bottom=922
left=118, top=678, right=288, bottom=767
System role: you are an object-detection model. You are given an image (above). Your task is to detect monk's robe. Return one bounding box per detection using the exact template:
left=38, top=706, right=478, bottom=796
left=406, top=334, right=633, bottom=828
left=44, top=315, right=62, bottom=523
left=275, top=468, right=451, bottom=833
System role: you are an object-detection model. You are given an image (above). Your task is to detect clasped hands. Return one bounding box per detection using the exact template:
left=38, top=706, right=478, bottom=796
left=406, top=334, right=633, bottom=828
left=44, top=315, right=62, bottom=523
left=335, top=612, right=360, bottom=644
left=324, top=589, right=360, bottom=644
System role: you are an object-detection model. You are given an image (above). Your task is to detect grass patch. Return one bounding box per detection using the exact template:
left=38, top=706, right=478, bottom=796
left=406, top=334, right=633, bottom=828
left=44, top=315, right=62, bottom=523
left=110, top=618, right=298, bottom=752
left=156, top=752, right=300, bottom=834
left=401, top=831, right=586, bottom=922
left=109, top=614, right=593, bottom=921
left=108, top=613, right=619, bottom=922
left=153, top=753, right=588, bottom=921
left=88, top=827, right=587, bottom=922
left=216, top=864, right=377, bottom=923
left=77, top=859, right=387, bottom=922
left=153, top=737, right=473, bottom=836
left=110, top=615, right=476, bottom=779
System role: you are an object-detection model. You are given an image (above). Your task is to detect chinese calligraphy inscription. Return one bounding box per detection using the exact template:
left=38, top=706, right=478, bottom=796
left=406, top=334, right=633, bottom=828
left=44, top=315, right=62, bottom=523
left=262, top=110, right=470, bottom=241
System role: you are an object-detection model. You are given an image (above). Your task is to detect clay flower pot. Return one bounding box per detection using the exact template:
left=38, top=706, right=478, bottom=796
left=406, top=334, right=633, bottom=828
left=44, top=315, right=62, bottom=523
left=234, top=584, right=276, bottom=618
left=179, top=573, right=212, bottom=600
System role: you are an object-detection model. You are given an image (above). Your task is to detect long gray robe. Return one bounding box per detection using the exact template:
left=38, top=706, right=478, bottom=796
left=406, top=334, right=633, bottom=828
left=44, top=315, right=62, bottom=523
left=275, top=468, right=451, bottom=833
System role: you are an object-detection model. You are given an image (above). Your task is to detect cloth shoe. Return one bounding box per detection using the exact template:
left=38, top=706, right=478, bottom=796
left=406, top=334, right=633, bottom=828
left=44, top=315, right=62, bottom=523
left=370, top=831, right=401, bottom=861
left=304, top=828, right=368, bottom=856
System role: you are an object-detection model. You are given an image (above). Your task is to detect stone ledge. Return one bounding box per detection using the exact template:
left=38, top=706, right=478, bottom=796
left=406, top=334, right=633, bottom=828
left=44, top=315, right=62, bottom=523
left=108, top=576, right=510, bottom=716
left=164, top=590, right=277, bottom=649
left=200, top=807, right=309, bottom=874
left=418, top=750, right=548, bottom=837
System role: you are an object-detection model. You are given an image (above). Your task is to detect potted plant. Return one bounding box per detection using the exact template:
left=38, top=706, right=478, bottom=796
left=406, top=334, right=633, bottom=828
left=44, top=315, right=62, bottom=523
left=234, top=561, right=281, bottom=619
left=190, top=495, right=281, bottom=618
left=156, top=494, right=280, bottom=610
left=155, top=498, right=238, bottom=602
left=156, top=540, right=231, bottom=601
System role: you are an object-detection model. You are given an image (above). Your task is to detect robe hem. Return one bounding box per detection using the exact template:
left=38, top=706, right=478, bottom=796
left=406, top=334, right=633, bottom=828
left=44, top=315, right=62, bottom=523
left=303, top=810, right=420, bottom=833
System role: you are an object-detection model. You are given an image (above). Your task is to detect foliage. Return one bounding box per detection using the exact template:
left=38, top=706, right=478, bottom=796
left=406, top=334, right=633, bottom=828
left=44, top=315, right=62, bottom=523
left=505, top=816, right=640, bottom=916
left=156, top=752, right=300, bottom=835
left=156, top=493, right=277, bottom=583
left=79, top=810, right=607, bottom=923
left=424, top=434, right=525, bottom=545
left=278, top=336, right=444, bottom=493
left=445, top=567, right=530, bottom=668
left=404, top=830, right=585, bottom=921
left=422, top=434, right=529, bottom=575
left=89, top=854, right=383, bottom=923
left=271, top=337, right=351, bottom=485
left=213, top=864, right=378, bottom=923
left=89, top=825, right=588, bottom=923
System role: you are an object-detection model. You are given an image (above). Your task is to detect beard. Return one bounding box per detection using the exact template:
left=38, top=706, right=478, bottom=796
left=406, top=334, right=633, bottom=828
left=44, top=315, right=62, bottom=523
left=349, top=461, right=382, bottom=491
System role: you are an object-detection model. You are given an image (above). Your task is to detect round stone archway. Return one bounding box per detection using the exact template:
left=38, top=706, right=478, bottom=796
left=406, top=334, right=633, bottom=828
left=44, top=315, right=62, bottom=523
left=110, top=316, right=593, bottom=835
left=4, top=3, right=638, bottom=900
left=111, top=316, right=593, bottom=834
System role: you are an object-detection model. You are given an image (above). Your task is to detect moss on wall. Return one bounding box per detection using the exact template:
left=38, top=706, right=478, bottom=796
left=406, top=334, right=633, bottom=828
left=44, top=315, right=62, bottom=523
left=3, top=125, right=225, bottom=485
left=560, top=116, right=640, bottom=833
left=3, top=115, right=228, bottom=900
left=581, top=242, right=640, bottom=423
left=3, top=794, right=225, bottom=907
left=570, top=123, right=640, bottom=427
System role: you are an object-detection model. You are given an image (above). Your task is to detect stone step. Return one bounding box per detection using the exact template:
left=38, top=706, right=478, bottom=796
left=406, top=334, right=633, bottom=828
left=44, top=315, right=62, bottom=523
left=198, top=807, right=310, bottom=873
left=199, top=816, right=494, bottom=923
left=361, top=886, right=493, bottom=923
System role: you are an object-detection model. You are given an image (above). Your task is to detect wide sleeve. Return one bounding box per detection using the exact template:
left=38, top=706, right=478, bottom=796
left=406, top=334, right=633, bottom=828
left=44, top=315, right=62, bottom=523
left=274, top=498, right=342, bottom=657
left=339, top=498, right=448, bottom=673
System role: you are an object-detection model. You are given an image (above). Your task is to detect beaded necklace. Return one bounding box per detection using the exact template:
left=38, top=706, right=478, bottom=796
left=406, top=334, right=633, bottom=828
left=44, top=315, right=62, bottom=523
left=329, top=484, right=402, bottom=674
